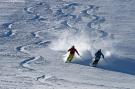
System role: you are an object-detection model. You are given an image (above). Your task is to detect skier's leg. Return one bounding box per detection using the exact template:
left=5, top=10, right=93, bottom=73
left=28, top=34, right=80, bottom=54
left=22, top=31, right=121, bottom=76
left=94, top=60, right=99, bottom=66
left=92, top=60, right=96, bottom=66
left=67, top=55, right=71, bottom=62
left=67, top=55, right=70, bottom=61
left=67, top=54, right=73, bottom=62
left=92, top=59, right=99, bottom=67
left=92, top=60, right=96, bottom=65
left=69, top=54, right=74, bottom=62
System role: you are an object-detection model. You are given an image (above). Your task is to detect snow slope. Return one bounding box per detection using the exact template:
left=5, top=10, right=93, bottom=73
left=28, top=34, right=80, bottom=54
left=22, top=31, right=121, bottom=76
left=0, top=0, right=135, bottom=89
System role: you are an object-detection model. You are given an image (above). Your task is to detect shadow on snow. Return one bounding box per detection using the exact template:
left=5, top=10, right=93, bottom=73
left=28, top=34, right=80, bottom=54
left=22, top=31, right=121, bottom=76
left=72, top=53, right=135, bottom=75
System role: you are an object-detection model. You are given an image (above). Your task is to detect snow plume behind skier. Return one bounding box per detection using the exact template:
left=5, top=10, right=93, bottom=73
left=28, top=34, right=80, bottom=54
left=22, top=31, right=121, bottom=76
left=49, top=30, right=113, bottom=63
left=50, top=31, right=93, bottom=55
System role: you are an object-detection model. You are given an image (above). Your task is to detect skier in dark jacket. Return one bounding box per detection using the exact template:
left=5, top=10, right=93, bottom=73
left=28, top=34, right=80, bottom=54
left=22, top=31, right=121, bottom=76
left=66, top=46, right=80, bottom=62
left=92, top=49, right=104, bottom=67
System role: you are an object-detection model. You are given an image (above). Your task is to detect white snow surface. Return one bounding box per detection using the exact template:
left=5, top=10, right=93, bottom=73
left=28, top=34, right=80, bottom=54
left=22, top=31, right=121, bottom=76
left=0, top=0, right=135, bottom=89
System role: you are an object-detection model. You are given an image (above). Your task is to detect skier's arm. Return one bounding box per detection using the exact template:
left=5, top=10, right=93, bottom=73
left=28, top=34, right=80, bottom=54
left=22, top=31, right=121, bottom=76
left=68, top=48, right=71, bottom=52
left=75, top=50, right=80, bottom=56
left=101, top=53, right=104, bottom=59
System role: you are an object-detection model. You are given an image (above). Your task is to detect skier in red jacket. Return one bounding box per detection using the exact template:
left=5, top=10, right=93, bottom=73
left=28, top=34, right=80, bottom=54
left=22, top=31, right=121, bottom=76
left=66, top=46, right=80, bottom=62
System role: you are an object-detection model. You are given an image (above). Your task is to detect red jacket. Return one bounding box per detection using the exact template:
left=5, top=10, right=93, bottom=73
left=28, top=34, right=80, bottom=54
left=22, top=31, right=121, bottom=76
left=68, top=47, right=79, bottom=55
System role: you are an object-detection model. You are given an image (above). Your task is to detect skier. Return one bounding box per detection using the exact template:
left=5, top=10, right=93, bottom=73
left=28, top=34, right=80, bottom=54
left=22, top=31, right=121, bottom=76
left=92, top=49, right=104, bottom=67
left=66, top=46, right=80, bottom=62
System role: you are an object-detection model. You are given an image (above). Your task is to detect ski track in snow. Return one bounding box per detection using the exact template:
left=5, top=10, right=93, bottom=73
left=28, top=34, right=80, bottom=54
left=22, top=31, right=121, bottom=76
left=15, top=2, right=52, bottom=72
left=18, top=0, right=121, bottom=86
left=1, top=1, right=135, bottom=89
left=19, top=57, right=35, bottom=70
left=31, top=30, right=52, bottom=45
left=19, top=2, right=130, bottom=88
left=17, top=45, right=30, bottom=54
left=16, top=31, right=51, bottom=71
left=23, top=1, right=111, bottom=42
left=58, top=3, right=110, bottom=39
left=0, top=22, right=14, bottom=37
left=97, top=30, right=109, bottom=38
left=24, top=2, right=50, bottom=21
left=16, top=42, right=50, bottom=71
left=19, top=56, right=42, bottom=70
left=31, top=30, right=46, bottom=38
left=16, top=40, right=51, bottom=54
left=37, top=75, right=129, bottom=89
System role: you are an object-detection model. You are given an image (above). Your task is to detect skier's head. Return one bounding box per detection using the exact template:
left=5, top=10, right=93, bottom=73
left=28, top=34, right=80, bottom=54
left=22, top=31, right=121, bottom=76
left=72, top=45, right=75, bottom=48
left=99, top=49, right=101, bottom=52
